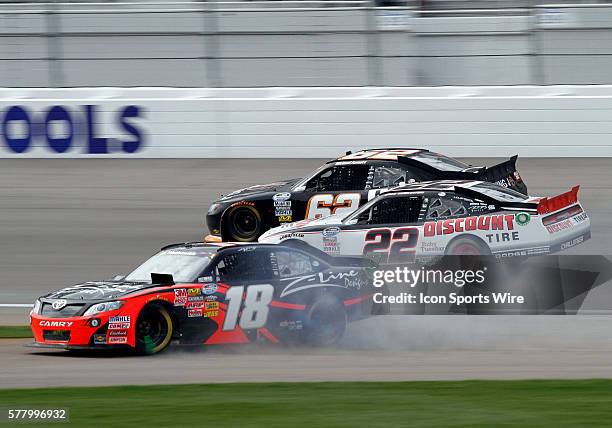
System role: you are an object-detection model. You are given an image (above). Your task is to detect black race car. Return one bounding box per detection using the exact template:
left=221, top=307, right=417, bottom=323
left=205, top=148, right=527, bottom=242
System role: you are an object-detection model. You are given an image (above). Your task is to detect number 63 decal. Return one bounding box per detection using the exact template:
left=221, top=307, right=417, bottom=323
left=363, top=227, right=419, bottom=264
left=222, top=284, right=274, bottom=331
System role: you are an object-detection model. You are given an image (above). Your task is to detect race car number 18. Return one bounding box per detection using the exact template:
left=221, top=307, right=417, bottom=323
left=222, top=284, right=274, bottom=331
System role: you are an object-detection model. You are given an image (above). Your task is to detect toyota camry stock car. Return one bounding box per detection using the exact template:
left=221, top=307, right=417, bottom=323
left=258, top=180, right=590, bottom=262
left=205, top=148, right=527, bottom=242
left=30, top=242, right=384, bottom=355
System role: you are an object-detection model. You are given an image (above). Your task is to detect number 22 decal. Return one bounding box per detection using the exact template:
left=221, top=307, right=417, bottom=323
left=363, top=227, right=419, bottom=264
left=222, top=284, right=274, bottom=331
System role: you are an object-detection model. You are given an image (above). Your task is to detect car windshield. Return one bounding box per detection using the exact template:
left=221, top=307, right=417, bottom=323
left=125, top=248, right=217, bottom=283
left=472, top=182, right=528, bottom=202
left=343, top=197, right=378, bottom=223
left=412, top=152, right=470, bottom=172
left=292, top=163, right=328, bottom=190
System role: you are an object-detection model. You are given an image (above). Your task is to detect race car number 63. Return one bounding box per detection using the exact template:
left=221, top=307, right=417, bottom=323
left=222, top=284, right=274, bottom=331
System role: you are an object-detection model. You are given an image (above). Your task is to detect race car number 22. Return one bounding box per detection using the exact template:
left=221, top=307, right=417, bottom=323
left=222, top=284, right=274, bottom=331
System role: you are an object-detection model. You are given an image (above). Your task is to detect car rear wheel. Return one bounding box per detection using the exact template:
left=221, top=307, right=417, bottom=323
left=226, top=206, right=262, bottom=242
left=135, top=304, right=173, bottom=355
left=303, top=298, right=347, bottom=346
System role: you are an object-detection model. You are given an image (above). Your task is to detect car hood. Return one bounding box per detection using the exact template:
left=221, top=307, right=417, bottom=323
left=219, top=178, right=301, bottom=202
left=43, top=280, right=153, bottom=301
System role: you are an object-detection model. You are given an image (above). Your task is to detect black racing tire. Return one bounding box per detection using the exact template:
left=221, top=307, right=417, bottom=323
left=135, top=303, right=174, bottom=355
left=303, top=298, right=347, bottom=347
left=225, top=205, right=263, bottom=242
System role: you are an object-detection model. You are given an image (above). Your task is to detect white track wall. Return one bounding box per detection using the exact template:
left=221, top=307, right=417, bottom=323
left=1, top=86, right=611, bottom=158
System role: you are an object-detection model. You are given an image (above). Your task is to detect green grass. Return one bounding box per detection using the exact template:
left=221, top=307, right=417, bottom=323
left=0, top=325, right=31, bottom=338
left=1, top=380, right=612, bottom=427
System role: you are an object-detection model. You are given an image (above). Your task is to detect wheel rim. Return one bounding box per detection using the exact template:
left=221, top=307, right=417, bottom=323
left=308, top=304, right=346, bottom=345
left=230, top=207, right=261, bottom=241
left=136, top=306, right=172, bottom=354
left=452, top=242, right=481, bottom=256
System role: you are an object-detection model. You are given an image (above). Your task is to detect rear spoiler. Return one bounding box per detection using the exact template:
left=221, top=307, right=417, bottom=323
left=398, top=154, right=527, bottom=195
left=537, top=186, right=580, bottom=214
left=481, top=155, right=518, bottom=183
left=397, top=155, right=519, bottom=182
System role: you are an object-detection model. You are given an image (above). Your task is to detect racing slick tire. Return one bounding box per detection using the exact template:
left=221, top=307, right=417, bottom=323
left=135, top=303, right=174, bottom=355
left=225, top=205, right=263, bottom=242
left=303, top=298, right=347, bottom=347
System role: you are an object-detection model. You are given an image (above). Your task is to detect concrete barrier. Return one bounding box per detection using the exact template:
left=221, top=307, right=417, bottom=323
left=1, top=86, right=611, bottom=158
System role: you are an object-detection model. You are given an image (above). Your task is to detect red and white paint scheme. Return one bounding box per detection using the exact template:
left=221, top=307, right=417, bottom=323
left=259, top=180, right=590, bottom=260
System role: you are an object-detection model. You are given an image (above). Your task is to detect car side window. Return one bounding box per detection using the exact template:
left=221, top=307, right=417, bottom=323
left=215, top=250, right=274, bottom=283
left=369, top=165, right=418, bottom=189
left=426, top=195, right=468, bottom=220
left=359, top=196, right=423, bottom=225
left=272, top=250, right=318, bottom=278
left=306, top=165, right=370, bottom=192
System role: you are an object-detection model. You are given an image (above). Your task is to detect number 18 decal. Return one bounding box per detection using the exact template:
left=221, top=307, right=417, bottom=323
left=222, top=284, right=274, bottom=331
left=363, top=227, right=419, bottom=264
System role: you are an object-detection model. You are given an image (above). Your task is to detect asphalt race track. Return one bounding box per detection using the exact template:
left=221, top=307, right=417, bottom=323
left=1, top=158, right=612, bottom=387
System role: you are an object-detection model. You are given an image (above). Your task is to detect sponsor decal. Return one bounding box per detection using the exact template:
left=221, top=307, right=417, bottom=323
left=202, top=283, right=218, bottom=295
left=280, top=270, right=364, bottom=298
left=205, top=295, right=218, bottom=301
left=188, top=295, right=204, bottom=302
left=275, top=209, right=292, bottom=216
left=205, top=302, right=219, bottom=310
left=186, top=301, right=205, bottom=309
left=421, top=241, right=444, bottom=253
left=424, top=214, right=515, bottom=237
left=486, top=231, right=520, bottom=243
left=109, top=315, right=130, bottom=323
left=203, top=310, right=219, bottom=318
left=230, top=201, right=255, bottom=208
left=51, top=299, right=67, bottom=310
left=322, top=227, right=341, bottom=238
left=573, top=212, right=588, bottom=223
left=515, top=212, right=531, bottom=226
left=93, top=334, right=106, bottom=344
left=561, top=235, right=585, bottom=250
left=108, top=336, right=128, bottom=344
left=546, top=219, right=573, bottom=234
left=273, top=192, right=291, bottom=202
left=278, top=215, right=293, bottom=222
left=174, top=289, right=188, bottom=306
left=108, top=330, right=128, bottom=337
left=108, top=322, right=130, bottom=330
left=39, top=320, right=73, bottom=327
left=274, top=200, right=291, bottom=208
left=187, top=287, right=201, bottom=296
left=188, top=309, right=203, bottom=318
left=1, top=104, right=145, bottom=155
left=279, top=320, right=303, bottom=331
left=279, top=232, right=305, bottom=240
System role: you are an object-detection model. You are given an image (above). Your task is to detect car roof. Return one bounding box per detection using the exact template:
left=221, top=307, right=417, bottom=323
left=333, top=148, right=428, bottom=162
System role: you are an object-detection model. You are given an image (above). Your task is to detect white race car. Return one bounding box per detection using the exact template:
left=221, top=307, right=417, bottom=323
left=258, top=180, right=590, bottom=262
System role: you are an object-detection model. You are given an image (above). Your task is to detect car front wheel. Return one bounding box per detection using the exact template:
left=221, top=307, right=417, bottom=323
left=135, top=303, right=173, bottom=355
